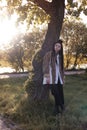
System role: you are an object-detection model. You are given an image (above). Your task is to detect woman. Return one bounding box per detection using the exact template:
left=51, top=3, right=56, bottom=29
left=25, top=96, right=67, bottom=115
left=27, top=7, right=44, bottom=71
left=43, top=39, right=65, bottom=114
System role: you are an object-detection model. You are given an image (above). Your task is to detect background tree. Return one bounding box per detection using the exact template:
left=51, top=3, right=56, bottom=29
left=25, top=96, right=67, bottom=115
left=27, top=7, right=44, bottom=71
left=62, top=19, right=87, bottom=69
left=0, top=50, right=9, bottom=67
left=7, top=28, right=46, bottom=72
left=8, top=43, right=24, bottom=72
left=22, top=28, right=47, bottom=71
left=66, top=0, right=87, bottom=17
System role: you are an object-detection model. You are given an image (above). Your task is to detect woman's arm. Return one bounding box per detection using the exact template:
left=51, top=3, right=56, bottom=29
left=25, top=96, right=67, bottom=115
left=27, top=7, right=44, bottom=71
left=43, top=51, right=51, bottom=84
left=43, top=51, right=51, bottom=76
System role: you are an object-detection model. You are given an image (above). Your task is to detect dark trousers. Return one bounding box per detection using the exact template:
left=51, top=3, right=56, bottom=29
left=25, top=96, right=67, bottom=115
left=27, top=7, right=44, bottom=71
left=50, top=80, right=64, bottom=110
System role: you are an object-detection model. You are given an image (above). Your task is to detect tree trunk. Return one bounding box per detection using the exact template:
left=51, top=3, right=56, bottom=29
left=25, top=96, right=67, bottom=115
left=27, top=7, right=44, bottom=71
left=26, top=0, right=65, bottom=100
left=73, top=53, right=78, bottom=69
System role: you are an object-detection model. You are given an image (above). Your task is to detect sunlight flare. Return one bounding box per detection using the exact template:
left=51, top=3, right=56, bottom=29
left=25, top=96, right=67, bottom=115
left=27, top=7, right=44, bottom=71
left=0, top=0, right=7, bottom=7
left=80, top=12, right=87, bottom=25
left=0, top=18, right=17, bottom=43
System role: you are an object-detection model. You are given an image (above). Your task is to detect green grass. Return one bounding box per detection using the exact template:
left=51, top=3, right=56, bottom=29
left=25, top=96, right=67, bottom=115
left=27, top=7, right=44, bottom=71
left=0, top=77, right=27, bottom=115
left=0, top=74, right=87, bottom=130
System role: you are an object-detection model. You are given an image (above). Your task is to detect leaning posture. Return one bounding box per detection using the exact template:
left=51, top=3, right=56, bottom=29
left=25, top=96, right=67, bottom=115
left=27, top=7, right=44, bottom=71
left=43, top=39, right=65, bottom=114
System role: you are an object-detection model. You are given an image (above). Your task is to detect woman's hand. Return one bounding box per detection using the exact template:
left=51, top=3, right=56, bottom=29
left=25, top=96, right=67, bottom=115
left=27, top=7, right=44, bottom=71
left=46, top=77, right=50, bottom=84
left=43, top=74, right=50, bottom=84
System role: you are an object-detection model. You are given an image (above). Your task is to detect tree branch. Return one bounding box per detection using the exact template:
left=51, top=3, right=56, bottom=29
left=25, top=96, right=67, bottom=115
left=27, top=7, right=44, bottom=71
left=33, top=0, right=65, bottom=15
left=52, top=0, right=65, bottom=8
left=33, top=0, right=52, bottom=14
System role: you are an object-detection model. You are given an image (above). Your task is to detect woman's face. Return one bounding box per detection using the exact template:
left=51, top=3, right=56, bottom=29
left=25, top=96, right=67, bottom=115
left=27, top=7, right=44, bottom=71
left=54, top=43, right=61, bottom=53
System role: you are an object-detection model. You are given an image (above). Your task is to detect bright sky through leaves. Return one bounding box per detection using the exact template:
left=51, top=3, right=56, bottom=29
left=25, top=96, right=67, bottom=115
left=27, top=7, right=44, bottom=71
left=0, top=0, right=87, bottom=50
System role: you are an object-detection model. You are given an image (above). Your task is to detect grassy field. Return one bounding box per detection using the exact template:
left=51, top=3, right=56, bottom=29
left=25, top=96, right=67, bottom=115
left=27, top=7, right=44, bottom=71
left=0, top=74, right=87, bottom=130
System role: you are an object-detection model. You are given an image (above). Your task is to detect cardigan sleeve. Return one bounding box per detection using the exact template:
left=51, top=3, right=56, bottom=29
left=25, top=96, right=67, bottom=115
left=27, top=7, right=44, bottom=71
left=43, top=51, right=51, bottom=77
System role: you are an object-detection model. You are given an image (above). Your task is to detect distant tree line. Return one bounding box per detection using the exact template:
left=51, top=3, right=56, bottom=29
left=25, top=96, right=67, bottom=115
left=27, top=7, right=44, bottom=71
left=0, top=20, right=87, bottom=72
left=62, top=18, right=87, bottom=69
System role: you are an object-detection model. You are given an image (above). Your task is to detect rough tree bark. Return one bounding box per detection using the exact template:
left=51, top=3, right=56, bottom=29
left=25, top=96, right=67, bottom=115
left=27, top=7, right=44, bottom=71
left=28, top=0, right=65, bottom=100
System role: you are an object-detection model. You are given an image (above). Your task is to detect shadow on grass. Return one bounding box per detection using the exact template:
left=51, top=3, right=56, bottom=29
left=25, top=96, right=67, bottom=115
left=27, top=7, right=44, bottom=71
left=10, top=96, right=85, bottom=130
left=0, top=74, right=87, bottom=130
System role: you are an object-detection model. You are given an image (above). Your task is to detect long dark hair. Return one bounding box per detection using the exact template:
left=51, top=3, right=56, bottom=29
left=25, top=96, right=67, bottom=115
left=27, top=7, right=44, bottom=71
left=51, top=39, right=64, bottom=70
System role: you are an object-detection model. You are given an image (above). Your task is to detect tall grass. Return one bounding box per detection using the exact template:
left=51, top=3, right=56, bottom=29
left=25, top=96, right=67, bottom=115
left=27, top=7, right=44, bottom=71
left=0, top=77, right=27, bottom=115
left=0, top=74, right=87, bottom=130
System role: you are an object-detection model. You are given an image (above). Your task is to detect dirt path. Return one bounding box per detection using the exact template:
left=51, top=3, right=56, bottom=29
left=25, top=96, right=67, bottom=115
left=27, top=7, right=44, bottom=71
left=0, top=116, right=11, bottom=130
left=0, top=70, right=85, bottom=79
left=0, top=115, right=22, bottom=130
left=0, top=72, right=29, bottom=79
left=65, top=70, right=85, bottom=75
